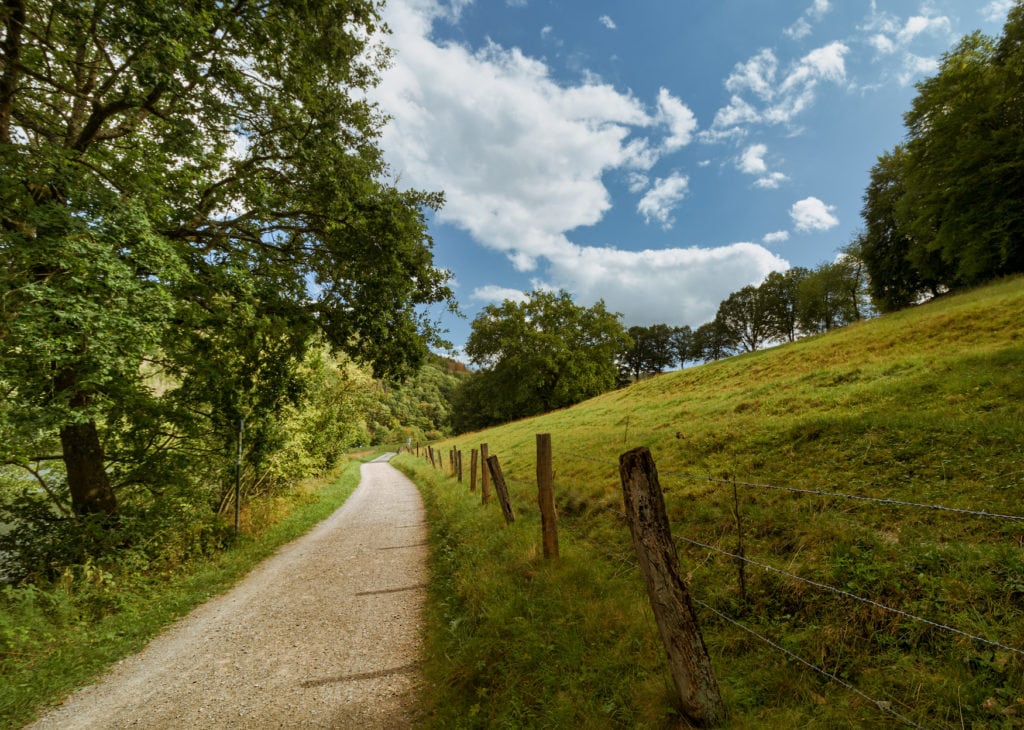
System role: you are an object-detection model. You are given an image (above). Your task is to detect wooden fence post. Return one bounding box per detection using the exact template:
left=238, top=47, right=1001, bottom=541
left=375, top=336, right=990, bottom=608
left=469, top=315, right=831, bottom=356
left=536, top=433, right=559, bottom=559
left=457, top=449, right=463, bottom=483
left=619, top=447, right=725, bottom=727
left=470, top=448, right=479, bottom=492
left=480, top=443, right=491, bottom=504
left=428, top=446, right=435, bottom=468
left=486, top=455, right=515, bottom=524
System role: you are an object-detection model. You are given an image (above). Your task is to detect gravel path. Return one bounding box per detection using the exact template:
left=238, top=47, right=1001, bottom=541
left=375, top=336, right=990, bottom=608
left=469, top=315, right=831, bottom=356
left=28, top=456, right=429, bottom=729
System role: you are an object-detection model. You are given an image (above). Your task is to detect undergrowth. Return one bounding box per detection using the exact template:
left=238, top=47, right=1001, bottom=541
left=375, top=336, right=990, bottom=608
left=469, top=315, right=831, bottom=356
left=0, top=458, right=367, bottom=729
left=402, top=277, right=1024, bottom=728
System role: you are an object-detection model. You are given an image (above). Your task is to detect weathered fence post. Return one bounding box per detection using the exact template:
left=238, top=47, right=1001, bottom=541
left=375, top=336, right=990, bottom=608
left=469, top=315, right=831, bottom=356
left=536, top=433, right=559, bottom=559
left=486, top=454, right=515, bottom=524
left=428, top=446, right=435, bottom=468
left=457, top=449, right=463, bottom=483
left=480, top=443, right=491, bottom=504
left=619, top=447, right=725, bottom=727
left=470, top=448, right=479, bottom=492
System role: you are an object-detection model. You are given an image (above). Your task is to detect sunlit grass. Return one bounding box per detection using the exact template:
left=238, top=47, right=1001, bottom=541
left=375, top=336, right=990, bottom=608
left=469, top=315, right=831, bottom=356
left=401, top=276, right=1024, bottom=728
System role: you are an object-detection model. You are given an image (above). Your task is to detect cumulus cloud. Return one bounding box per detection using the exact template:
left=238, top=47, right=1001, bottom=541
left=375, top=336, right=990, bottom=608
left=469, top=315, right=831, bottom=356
left=860, top=5, right=955, bottom=83
left=763, top=230, right=790, bottom=244
left=785, top=0, right=832, bottom=39
left=371, top=1, right=792, bottom=330
left=702, top=42, right=848, bottom=140
left=471, top=285, right=530, bottom=304
left=637, top=173, right=689, bottom=229
left=755, top=172, right=788, bottom=189
left=790, top=196, right=839, bottom=232
left=599, top=14, right=616, bottom=30
left=543, top=242, right=789, bottom=327
left=983, top=0, right=1016, bottom=22
left=371, top=0, right=660, bottom=271
left=739, top=143, right=768, bottom=174
left=737, top=144, right=788, bottom=189
left=656, top=88, right=698, bottom=151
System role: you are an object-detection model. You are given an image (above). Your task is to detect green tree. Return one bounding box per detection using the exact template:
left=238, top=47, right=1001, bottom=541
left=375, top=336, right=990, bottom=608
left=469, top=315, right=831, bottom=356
left=693, top=317, right=737, bottom=362
left=859, top=149, right=938, bottom=311
left=670, top=325, right=696, bottom=367
left=716, top=285, right=773, bottom=353
left=760, top=267, right=808, bottom=343
left=457, top=290, right=628, bottom=427
left=859, top=6, right=1024, bottom=302
left=618, top=324, right=675, bottom=382
left=0, top=2, right=452, bottom=516
left=796, top=260, right=868, bottom=334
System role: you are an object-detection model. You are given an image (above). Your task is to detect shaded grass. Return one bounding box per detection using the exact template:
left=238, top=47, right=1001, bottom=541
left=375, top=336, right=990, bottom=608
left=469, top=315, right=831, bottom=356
left=404, top=277, right=1024, bottom=728
left=0, top=458, right=368, bottom=729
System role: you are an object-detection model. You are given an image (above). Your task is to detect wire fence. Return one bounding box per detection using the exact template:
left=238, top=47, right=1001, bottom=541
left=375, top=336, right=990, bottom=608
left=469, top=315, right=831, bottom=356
left=407, top=440, right=1024, bottom=728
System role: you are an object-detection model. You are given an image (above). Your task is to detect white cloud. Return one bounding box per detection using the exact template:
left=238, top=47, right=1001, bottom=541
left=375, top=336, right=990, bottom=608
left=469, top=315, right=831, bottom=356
left=638, top=173, right=689, bottom=229
left=897, top=15, right=952, bottom=45
left=543, top=242, right=789, bottom=327
left=785, top=1, right=832, bottom=39
left=371, top=0, right=662, bottom=271
left=898, top=53, right=940, bottom=85
left=860, top=5, right=955, bottom=83
left=599, top=14, right=616, bottom=30
left=739, top=143, right=768, bottom=175
left=472, top=285, right=530, bottom=304
left=785, top=19, right=813, bottom=40
left=763, top=230, right=790, bottom=244
left=703, top=42, right=848, bottom=140
left=656, top=88, right=698, bottom=151
left=755, top=172, right=788, bottom=189
left=626, top=172, right=649, bottom=193
left=790, top=196, right=839, bottom=232
left=983, top=0, right=1015, bottom=22
left=737, top=144, right=788, bottom=189
left=372, top=1, right=794, bottom=331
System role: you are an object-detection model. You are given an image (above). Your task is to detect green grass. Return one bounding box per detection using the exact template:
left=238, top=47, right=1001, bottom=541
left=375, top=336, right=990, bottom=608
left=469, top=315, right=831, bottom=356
left=399, top=277, right=1024, bottom=728
left=0, top=458, right=368, bottom=730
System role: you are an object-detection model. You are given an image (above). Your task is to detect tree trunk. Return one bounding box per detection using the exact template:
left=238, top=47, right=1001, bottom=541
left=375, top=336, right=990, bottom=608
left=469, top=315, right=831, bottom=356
left=60, top=418, right=117, bottom=516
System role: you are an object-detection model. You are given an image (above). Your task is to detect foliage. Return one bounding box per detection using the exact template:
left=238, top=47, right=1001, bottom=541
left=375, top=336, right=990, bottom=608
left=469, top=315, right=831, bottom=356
left=617, top=324, right=675, bottom=382
left=716, top=285, right=773, bottom=353
left=0, top=460, right=365, bottom=729
left=859, top=5, right=1024, bottom=304
left=0, top=1, right=453, bottom=518
left=413, top=276, right=1024, bottom=729
left=454, top=290, right=629, bottom=430
left=796, top=257, right=870, bottom=334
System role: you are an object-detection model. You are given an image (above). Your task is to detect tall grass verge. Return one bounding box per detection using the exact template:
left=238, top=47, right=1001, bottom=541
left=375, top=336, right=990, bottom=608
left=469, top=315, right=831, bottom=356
left=0, top=457, right=368, bottom=729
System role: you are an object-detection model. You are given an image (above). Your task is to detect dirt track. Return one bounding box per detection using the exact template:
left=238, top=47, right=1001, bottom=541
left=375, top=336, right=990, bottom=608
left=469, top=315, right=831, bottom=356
left=28, top=456, right=428, bottom=729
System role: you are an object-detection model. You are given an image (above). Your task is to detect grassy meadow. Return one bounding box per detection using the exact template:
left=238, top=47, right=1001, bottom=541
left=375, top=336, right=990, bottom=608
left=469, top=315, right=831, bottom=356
left=396, top=276, right=1024, bottom=728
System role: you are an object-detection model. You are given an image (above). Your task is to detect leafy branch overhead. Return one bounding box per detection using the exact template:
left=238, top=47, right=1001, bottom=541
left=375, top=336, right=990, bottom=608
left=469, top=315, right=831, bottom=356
left=0, top=1, right=454, bottom=516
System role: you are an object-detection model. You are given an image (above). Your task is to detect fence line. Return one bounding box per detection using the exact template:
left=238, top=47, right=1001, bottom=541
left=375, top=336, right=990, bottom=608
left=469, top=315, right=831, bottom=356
left=674, top=534, right=1024, bottom=658
left=691, top=597, right=926, bottom=729
left=410, top=439, right=1021, bottom=726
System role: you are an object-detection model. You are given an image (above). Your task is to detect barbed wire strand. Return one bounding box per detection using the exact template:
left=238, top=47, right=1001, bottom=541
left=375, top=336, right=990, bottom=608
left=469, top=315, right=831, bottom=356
left=553, top=449, right=1024, bottom=523
left=675, top=534, right=1024, bottom=658
left=691, top=597, right=928, bottom=730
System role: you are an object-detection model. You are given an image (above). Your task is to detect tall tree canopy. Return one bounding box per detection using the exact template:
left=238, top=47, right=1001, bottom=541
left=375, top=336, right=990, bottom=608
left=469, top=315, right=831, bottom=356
left=455, top=290, right=628, bottom=430
left=860, top=5, right=1024, bottom=304
left=617, top=324, right=676, bottom=382
left=0, top=1, right=452, bottom=515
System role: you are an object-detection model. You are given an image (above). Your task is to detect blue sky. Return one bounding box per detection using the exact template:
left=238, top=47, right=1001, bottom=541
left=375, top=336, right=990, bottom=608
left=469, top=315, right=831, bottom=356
left=368, top=0, right=1016, bottom=356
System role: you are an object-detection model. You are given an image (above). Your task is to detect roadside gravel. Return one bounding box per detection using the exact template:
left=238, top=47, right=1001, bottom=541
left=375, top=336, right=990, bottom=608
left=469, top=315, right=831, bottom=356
left=27, top=455, right=428, bottom=729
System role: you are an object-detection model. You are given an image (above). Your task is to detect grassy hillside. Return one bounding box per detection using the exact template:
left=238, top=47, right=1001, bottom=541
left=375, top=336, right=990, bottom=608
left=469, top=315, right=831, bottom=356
left=395, top=276, right=1024, bottom=728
